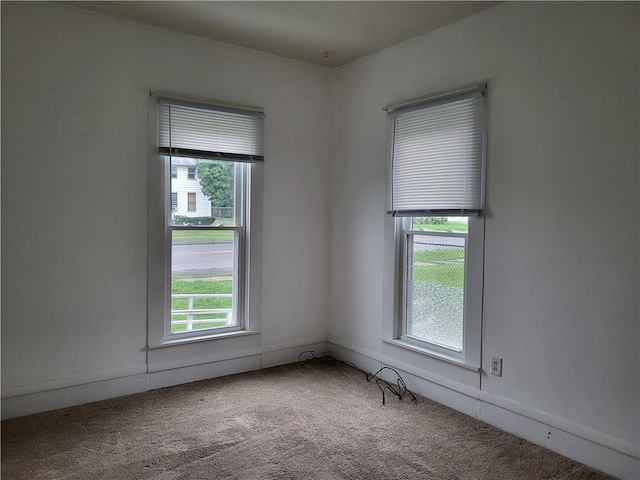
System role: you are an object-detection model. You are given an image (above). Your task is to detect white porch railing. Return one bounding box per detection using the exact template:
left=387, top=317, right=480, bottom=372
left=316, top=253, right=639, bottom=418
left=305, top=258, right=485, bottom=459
left=171, top=293, right=233, bottom=331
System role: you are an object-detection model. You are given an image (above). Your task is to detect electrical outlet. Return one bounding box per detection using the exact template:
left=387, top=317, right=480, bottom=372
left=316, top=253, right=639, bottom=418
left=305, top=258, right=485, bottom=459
left=491, top=356, right=503, bottom=377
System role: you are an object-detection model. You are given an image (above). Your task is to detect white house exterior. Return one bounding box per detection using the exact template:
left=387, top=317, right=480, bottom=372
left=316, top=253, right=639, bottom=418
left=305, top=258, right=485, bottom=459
left=170, top=158, right=211, bottom=218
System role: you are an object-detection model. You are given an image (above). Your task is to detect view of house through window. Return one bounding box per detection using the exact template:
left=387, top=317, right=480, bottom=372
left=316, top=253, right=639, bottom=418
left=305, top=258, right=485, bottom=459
left=169, top=158, right=243, bottom=334
left=157, top=97, right=263, bottom=338
left=405, top=216, right=468, bottom=351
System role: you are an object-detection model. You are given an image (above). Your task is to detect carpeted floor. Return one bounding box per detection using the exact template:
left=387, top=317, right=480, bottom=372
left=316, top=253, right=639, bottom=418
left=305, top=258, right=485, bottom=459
left=1, top=361, right=613, bottom=479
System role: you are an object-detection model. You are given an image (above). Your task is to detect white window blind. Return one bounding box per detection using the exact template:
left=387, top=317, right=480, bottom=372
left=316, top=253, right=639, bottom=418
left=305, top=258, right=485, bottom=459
left=158, top=98, right=264, bottom=163
left=387, top=86, right=486, bottom=216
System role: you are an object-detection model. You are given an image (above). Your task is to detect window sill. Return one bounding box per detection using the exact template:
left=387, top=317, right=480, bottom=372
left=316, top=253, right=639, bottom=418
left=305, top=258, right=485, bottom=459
left=149, top=329, right=261, bottom=350
left=383, top=338, right=480, bottom=372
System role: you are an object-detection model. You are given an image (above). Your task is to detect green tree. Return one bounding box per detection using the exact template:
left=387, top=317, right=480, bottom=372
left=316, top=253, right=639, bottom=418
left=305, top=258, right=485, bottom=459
left=196, top=161, right=234, bottom=208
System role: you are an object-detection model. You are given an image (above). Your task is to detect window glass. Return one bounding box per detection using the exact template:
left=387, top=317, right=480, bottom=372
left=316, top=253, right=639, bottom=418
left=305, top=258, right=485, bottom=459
left=405, top=217, right=468, bottom=351
left=196, top=160, right=236, bottom=226
left=150, top=95, right=264, bottom=343
left=170, top=230, right=235, bottom=333
left=166, top=158, right=245, bottom=337
left=387, top=84, right=486, bottom=361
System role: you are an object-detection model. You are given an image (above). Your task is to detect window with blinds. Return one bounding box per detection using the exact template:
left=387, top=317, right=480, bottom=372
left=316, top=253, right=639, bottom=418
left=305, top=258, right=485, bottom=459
left=387, top=84, right=486, bottom=362
left=153, top=95, right=264, bottom=340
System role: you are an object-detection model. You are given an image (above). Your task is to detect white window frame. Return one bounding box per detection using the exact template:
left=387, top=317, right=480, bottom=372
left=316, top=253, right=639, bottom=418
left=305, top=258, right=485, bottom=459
left=394, top=216, right=484, bottom=366
left=171, top=192, right=178, bottom=212
left=147, top=92, right=264, bottom=347
left=386, top=83, right=486, bottom=368
left=165, top=162, right=249, bottom=339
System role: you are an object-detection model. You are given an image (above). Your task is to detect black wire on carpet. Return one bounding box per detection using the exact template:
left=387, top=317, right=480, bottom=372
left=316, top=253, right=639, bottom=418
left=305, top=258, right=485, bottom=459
left=297, top=350, right=417, bottom=405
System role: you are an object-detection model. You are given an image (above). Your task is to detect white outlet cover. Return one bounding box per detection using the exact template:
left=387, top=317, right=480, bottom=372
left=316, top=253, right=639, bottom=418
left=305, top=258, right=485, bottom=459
left=491, top=356, right=503, bottom=376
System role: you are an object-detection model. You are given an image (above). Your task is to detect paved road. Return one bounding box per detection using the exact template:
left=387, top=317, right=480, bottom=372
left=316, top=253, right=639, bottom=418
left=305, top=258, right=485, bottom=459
left=414, top=235, right=465, bottom=248
left=172, top=243, right=233, bottom=275
left=171, top=233, right=464, bottom=275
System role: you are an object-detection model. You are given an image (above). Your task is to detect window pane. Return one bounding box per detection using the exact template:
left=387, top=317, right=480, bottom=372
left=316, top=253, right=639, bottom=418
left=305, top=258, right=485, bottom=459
left=411, top=216, right=468, bottom=233
left=406, top=232, right=466, bottom=351
left=195, top=159, right=236, bottom=226
left=169, top=157, right=236, bottom=226
left=171, top=230, right=235, bottom=334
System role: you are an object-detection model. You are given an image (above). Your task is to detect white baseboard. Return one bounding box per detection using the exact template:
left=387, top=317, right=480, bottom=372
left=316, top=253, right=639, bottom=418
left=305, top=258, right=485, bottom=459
left=147, top=354, right=262, bottom=390
left=327, top=341, right=640, bottom=480
left=1, top=373, right=149, bottom=420
left=1, top=340, right=329, bottom=421
left=262, top=340, right=328, bottom=368
left=4, top=339, right=637, bottom=478
left=1, top=365, right=148, bottom=399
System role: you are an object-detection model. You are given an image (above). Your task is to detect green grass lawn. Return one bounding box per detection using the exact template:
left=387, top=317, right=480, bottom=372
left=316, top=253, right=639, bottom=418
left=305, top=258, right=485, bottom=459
left=413, top=263, right=464, bottom=288
left=172, top=230, right=234, bottom=244
left=412, top=221, right=468, bottom=233
left=171, top=275, right=233, bottom=333
left=410, top=222, right=466, bottom=288
left=171, top=321, right=228, bottom=333
left=413, top=248, right=465, bottom=263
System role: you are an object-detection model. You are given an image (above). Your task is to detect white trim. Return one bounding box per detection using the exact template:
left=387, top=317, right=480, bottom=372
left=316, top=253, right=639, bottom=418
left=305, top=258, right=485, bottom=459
left=262, top=341, right=329, bottom=369
left=477, top=400, right=639, bottom=479
left=478, top=390, right=639, bottom=461
left=383, top=338, right=479, bottom=371
left=384, top=81, right=488, bottom=113
left=148, top=355, right=261, bottom=391
left=379, top=352, right=480, bottom=400
left=147, top=347, right=264, bottom=373
left=327, top=334, right=381, bottom=361
left=328, top=342, right=640, bottom=479
left=1, top=365, right=148, bottom=399
left=394, top=217, right=484, bottom=368
left=148, top=329, right=261, bottom=349
left=151, top=90, right=264, bottom=115
left=262, top=335, right=329, bottom=354
left=1, top=374, right=149, bottom=420
left=0, top=341, right=329, bottom=419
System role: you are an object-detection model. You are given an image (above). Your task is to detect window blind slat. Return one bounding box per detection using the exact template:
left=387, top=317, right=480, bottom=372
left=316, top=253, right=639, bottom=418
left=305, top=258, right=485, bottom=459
left=388, top=91, right=485, bottom=216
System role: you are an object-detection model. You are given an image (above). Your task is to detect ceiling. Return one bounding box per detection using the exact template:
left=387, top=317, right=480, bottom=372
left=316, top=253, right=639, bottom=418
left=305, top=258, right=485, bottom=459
left=63, top=1, right=500, bottom=68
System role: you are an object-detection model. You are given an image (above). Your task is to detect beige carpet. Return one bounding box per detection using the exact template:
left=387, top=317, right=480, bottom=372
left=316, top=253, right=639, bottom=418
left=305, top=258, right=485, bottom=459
left=2, top=361, right=612, bottom=479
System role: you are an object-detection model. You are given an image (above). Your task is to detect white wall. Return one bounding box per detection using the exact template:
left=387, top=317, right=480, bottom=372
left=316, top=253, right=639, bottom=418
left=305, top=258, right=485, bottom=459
left=1, top=2, right=331, bottom=397
left=2, top=1, right=638, bottom=477
left=329, top=1, right=638, bottom=476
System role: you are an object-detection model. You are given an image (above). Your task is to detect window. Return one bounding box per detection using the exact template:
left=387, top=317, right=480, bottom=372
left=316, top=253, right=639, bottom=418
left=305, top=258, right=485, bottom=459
left=171, top=165, right=178, bottom=178
left=187, top=192, right=196, bottom=212
left=387, top=83, right=486, bottom=363
left=150, top=95, right=264, bottom=340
